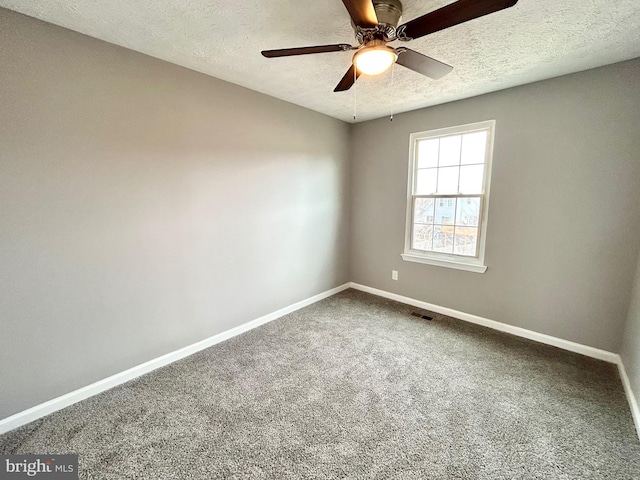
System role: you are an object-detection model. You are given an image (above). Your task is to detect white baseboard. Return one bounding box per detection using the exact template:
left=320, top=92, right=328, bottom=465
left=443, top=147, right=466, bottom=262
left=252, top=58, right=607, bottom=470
left=3, top=281, right=637, bottom=441
left=618, top=361, right=640, bottom=441
left=349, top=283, right=619, bottom=363
left=0, top=283, right=351, bottom=435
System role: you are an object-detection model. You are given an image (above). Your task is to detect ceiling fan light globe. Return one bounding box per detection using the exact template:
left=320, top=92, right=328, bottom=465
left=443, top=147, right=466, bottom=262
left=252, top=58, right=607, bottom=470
left=354, top=46, right=397, bottom=76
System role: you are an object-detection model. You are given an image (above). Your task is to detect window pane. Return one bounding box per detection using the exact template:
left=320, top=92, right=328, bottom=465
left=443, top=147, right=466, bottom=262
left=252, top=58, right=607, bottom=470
left=455, top=197, right=481, bottom=227
left=458, top=165, right=484, bottom=193
left=435, top=197, right=456, bottom=225
left=414, top=198, right=435, bottom=224
left=438, top=135, right=462, bottom=167
left=432, top=225, right=454, bottom=253
left=453, top=227, right=478, bottom=256
left=412, top=224, right=433, bottom=251
left=461, top=131, right=488, bottom=165
left=416, top=169, right=437, bottom=194
left=417, top=139, right=439, bottom=169
left=436, top=166, right=459, bottom=194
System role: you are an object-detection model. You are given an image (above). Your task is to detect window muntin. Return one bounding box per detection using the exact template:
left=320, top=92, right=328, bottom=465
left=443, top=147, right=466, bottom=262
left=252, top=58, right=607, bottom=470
left=403, top=121, right=495, bottom=272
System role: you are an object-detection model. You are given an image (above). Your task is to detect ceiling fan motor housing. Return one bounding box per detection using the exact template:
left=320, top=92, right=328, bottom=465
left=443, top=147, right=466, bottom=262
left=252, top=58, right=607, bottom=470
left=374, top=0, right=403, bottom=27
left=354, top=0, right=403, bottom=43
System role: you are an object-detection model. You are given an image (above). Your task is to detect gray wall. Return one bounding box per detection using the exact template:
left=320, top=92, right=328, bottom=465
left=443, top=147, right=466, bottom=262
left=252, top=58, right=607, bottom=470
left=621, top=252, right=640, bottom=415
left=349, top=59, right=640, bottom=353
left=0, top=9, right=350, bottom=419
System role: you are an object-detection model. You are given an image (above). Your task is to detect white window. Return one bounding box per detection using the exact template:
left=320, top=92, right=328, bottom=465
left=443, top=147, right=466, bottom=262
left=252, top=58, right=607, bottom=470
left=402, top=120, right=495, bottom=273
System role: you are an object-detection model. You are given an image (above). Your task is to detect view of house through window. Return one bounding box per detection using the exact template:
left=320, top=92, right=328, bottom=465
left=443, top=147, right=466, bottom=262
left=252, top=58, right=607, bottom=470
left=403, top=120, right=495, bottom=272
left=413, top=196, right=481, bottom=255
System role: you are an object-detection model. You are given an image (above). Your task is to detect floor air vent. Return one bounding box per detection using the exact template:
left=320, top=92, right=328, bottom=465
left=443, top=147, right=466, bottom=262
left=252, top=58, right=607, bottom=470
left=411, top=312, right=433, bottom=321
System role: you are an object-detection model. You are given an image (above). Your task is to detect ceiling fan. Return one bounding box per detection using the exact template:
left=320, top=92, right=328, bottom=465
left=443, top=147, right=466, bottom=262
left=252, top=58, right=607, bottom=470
left=261, top=0, right=518, bottom=92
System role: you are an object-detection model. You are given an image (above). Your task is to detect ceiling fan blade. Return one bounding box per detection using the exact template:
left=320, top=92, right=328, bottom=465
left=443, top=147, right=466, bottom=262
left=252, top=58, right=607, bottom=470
left=262, top=44, right=352, bottom=58
left=334, top=64, right=361, bottom=92
left=396, top=48, right=453, bottom=80
left=397, top=0, right=518, bottom=40
left=341, top=0, right=378, bottom=28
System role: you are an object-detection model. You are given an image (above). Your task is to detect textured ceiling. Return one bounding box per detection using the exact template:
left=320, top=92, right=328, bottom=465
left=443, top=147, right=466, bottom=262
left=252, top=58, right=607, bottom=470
left=2, top=0, right=639, bottom=122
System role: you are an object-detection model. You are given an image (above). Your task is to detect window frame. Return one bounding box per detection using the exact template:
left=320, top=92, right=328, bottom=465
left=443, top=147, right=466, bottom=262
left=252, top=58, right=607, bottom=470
left=402, top=120, right=496, bottom=273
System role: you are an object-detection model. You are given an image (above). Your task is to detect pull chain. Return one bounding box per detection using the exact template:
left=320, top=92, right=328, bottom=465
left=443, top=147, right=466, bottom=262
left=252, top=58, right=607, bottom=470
left=390, top=61, right=395, bottom=121
left=353, top=66, right=357, bottom=121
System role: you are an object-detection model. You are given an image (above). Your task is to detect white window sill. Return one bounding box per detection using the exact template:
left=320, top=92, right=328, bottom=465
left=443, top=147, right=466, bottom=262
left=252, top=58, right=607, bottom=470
left=401, top=253, right=488, bottom=273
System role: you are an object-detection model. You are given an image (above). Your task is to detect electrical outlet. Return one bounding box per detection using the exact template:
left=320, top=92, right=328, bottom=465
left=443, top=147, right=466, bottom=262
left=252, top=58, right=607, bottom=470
left=392, top=270, right=398, bottom=280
